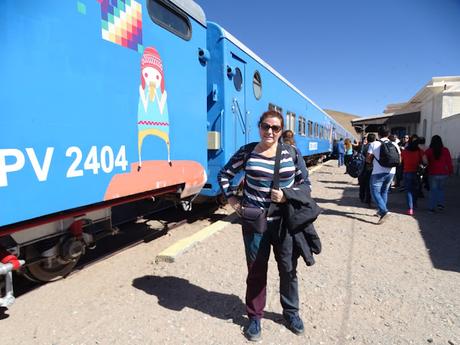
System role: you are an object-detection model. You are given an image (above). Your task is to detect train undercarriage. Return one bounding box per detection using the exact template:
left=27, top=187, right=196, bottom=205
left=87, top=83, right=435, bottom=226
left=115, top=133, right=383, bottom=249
left=0, top=186, right=198, bottom=308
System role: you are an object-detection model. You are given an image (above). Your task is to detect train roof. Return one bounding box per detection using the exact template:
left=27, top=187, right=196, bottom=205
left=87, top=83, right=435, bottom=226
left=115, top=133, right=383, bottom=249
left=171, top=0, right=206, bottom=27
left=213, top=23, right=349, bottom=134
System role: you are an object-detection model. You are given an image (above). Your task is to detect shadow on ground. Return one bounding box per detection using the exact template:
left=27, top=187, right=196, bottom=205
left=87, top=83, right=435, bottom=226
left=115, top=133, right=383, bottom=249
left=132, top=276, right=284, bottom=327
left=317, top=169, right=460, bottom=273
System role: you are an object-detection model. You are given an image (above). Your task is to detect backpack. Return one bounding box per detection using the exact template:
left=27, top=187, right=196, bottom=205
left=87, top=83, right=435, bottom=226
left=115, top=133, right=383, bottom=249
left=347, top=152, right=365, bottom=178
left=376, top=140, right=400, bottom=168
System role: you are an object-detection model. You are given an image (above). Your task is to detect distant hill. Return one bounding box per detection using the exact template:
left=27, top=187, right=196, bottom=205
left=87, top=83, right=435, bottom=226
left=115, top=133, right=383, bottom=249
left=324, top=109, right=360, bottom=139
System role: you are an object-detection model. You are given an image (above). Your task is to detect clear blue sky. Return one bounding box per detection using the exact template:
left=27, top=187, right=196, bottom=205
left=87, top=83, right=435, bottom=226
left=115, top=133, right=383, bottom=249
left=196, top=0, right=460, bottom=117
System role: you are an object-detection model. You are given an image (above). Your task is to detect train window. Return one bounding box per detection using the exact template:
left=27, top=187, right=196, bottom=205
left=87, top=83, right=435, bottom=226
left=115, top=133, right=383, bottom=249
left=148, top=0, right=192, bottom=41
left=233, top=67, right=243, bottom=91
left=286, top=111, right=296, bottom=133
left=308, top=121, right=313, bottom=137
left=253, top=71, right=262, bottom=100
left=269, top=103, right=283, bottom=114
left=314, top=123, right=319, bottom=137
left=298, top=117, right=306, bottom=136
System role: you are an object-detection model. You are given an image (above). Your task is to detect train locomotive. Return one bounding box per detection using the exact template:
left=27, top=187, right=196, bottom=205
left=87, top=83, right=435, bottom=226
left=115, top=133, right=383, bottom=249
left=0, top=0, right=354, bottom=307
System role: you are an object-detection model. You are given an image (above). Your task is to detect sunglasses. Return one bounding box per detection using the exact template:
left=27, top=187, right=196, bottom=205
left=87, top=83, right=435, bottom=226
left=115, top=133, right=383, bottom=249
left=260, top=122, right=282, bottom=133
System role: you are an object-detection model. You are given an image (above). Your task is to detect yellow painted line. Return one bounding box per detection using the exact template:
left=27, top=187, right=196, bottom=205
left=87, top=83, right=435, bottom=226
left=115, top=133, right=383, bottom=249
left=309, top=163, right=323, bottom=174
left=155, top=213, right=238, bottom=263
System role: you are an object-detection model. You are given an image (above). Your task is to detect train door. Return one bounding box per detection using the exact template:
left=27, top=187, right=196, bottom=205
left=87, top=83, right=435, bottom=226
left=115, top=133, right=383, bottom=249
left=228, top=53, right=248, bottom=151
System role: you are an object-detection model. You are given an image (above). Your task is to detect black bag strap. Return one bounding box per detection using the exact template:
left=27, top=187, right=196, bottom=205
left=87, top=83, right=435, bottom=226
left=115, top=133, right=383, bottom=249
left=267, top=142, right=283, bottom=218
left=272, top=142, right=283, bottom=190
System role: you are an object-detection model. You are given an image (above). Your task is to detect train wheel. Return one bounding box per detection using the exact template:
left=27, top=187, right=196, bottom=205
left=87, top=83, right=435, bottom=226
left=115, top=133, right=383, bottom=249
left=23, top=256, right=80, bottom=282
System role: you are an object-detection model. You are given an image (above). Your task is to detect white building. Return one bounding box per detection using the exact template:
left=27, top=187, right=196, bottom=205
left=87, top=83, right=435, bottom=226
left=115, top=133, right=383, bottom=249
left=352, top=76, right=460, bottom=171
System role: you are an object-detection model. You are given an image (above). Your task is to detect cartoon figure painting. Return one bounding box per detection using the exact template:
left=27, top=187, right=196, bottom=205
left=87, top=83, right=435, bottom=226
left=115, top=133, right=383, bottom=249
left=137, top=47, right=171, bottom=169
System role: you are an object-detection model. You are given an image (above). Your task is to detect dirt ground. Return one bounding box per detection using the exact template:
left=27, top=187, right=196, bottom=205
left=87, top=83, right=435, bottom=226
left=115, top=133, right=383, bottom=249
left=1, top=160, right=459, bottom=345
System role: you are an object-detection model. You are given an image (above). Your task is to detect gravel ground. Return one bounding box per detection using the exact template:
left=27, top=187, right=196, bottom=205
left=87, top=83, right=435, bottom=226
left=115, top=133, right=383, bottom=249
left=1, top=160, right=459, bottom=345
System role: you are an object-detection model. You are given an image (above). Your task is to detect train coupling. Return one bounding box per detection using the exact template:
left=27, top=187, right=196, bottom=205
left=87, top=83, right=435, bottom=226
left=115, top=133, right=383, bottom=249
left=1, top=252, right=25, bottom=308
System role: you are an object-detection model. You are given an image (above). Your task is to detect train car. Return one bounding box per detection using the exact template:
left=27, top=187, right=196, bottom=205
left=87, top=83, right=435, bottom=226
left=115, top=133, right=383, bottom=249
left=201, top=22, right=353, bottom=196
left=1, top=0, right=355, bottom=307
left=0, top=0, right=210, bottom=306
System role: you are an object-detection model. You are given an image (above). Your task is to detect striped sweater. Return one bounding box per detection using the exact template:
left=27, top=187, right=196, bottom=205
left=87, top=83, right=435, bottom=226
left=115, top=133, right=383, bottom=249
left=218, top=144, right=303, bottom=210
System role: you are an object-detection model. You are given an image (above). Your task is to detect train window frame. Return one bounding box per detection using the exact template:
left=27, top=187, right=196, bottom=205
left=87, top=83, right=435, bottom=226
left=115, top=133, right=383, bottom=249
left=308, top=120, right=313, bottom=137
left=286, top=111, right=296, bottom=133
left=233, top=67, right=243, bottom=91
left=314, top=123, right=319, bottom=138
left=147, top=0, right=192, bottom=41
left=298, top=116, right=306, bottom=136
left=269, top=103, right=283, bottom=114
left=253, top=71, right=262, bottom=100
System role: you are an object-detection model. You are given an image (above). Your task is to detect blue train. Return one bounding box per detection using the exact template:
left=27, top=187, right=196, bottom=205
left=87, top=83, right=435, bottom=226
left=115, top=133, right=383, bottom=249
left=0, top=0, right=353, bottom=306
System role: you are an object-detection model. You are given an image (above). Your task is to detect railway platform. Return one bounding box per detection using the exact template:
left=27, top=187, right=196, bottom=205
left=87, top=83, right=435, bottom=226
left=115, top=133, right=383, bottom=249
left=1, top=160, right=459, bottom=345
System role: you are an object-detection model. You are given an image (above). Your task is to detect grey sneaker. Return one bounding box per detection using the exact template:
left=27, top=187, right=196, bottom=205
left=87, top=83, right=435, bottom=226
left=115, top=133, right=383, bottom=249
left=245, top=318, right=261, bottom=341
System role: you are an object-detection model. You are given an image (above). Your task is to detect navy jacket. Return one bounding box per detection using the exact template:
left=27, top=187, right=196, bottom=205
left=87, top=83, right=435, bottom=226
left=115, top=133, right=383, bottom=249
left=270, top=184, right=322, bottom=268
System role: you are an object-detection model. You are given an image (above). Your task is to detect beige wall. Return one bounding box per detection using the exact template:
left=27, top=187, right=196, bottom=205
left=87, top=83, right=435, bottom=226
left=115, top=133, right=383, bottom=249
left=437, top=114, right=460, bottom=173
left=419, top=92, right=460, bottom=173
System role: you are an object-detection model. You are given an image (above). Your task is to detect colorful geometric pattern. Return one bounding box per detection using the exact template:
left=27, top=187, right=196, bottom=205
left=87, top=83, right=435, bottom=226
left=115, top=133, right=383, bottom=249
left=97, top=0, right=143, bottom=52
left=138, top=121, right=169, bottom=126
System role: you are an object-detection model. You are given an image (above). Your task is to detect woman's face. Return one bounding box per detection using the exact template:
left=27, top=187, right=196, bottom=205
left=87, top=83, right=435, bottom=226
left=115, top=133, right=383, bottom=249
left=143, top=66, right=162, bottom=88
left=259, top=116, right=282, bottom=145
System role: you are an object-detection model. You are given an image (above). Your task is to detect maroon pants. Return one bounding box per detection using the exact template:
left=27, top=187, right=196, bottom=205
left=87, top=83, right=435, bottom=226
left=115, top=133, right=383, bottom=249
left=242, top=221, right=299, bottom=319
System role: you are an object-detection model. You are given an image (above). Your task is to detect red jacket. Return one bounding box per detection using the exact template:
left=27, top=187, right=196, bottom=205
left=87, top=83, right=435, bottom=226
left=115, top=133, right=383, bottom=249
left=425, top=147, right=453, bottom=176
left=401, top=149, right=423, bottom=173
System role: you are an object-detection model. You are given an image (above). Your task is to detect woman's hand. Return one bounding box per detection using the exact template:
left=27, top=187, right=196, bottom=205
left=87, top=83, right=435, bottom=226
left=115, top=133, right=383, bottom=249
left=271, top=189, right=286, bottom=203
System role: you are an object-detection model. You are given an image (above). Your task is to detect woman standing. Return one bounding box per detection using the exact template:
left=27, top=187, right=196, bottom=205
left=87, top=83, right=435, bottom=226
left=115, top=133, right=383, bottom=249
left=344, top=138, right=353, bottom=173
left=400, top=136, right=424, bottom=215
left=218, top=111, right=305, bottom=341
left=282, top=129, right=312, bottom=190
left=424, top=135, right=453, bottom=212
left=358, top=133, right=376, bottom=206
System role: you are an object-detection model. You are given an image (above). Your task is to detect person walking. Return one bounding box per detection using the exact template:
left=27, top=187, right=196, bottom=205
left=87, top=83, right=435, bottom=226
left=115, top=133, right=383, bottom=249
left=218, top=111, right=306, bottom=341
left=423, top=135, right=453, bottom=212
left=337, top=138, right=345, bottom=167
left=400, top=136, right=424, bottom=215
left=358, top=133, right=376, bottom=206
left=366, top=127, right=401, bottom=224
left=394, top=134, right=409, bottom=189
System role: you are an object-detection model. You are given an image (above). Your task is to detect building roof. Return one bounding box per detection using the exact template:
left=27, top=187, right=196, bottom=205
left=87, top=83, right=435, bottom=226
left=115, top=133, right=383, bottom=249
left=351, top=76, right=460, bottom=132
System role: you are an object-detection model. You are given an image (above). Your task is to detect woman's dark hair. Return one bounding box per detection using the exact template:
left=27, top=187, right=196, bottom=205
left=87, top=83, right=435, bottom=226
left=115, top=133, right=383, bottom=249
left=258, top=110, right=284, bottom=129
left=406, top=135, right=419, bottom=151
left=429, top=135, right=444, bottom=160
left=282, top=130, right=295, bottom=146
left=378, top=126, right=390, bottom=138
left=367, top=133, right=376, bottom=143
